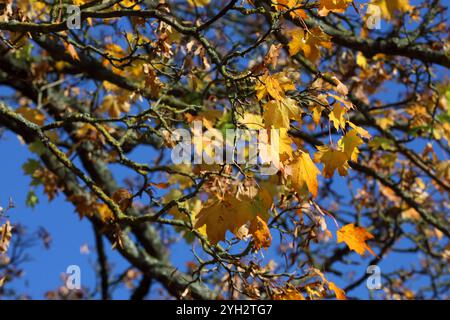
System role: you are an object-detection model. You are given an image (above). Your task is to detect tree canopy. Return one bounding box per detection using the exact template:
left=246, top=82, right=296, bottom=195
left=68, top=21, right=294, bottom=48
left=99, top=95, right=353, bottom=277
left=0, top=0, right=449, bottom=300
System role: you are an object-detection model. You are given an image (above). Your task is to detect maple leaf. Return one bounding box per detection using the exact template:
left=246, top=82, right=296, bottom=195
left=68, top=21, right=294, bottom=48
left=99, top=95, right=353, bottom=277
left=288, top=27, right=332, bottom=63
left=249, top=216, right=272, bottom=250
left=195, top=190, right=272, bottom=244
left=329, top=103, right=347, bottom=131
left=274, top=0, right=307, bottom=19
left=314, top=145, right=349, bottom=178
left=338, top=129, right=363, bottom=161
left=264, top=44, right=283, bottom=68
left=263, top=97, right=301, bottom=129
left=310, top=105, right=324, bottom=125
left=255, top=72, right=295, bottom=101
left=372, top=0, right=413, bottom=20
left=318, top=0, right=353, bottom=16
left=273, top=287, right=305, bottom=300
left=287, top=151, right=320, bottom=197
left=337, top=223, right=376, bottom=256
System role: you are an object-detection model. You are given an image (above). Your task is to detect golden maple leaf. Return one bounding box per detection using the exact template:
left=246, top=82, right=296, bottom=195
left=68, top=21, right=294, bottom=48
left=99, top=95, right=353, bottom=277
left=255, top=72, right=295, bottom=101
left=314, top=145, right=349, bottom=178
left=263, top=97, right=301, bottom=129
left=287, top=151, right=320, bottom=197
left=274, top=0, right=307, bottom=19
left=249, top=216, right=272, bottom=250
left=372, top=0, right=413, bottom=20
left=288, top=27, right=332, bottom=63
left=194, top=191, right=272, bottom=244
left=318, top=0, right=353, bottom=16
left=337, top=223, right=376, bottom=256
left=338, top=129, right=363, bottom=161
left=329, top=103, right=347, bottom=131
left=314, top=130, right=365, bottom=178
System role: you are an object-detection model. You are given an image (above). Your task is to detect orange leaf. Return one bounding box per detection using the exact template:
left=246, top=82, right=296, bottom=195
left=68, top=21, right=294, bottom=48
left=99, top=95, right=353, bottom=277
left=337, top=223, right=376, bottom=257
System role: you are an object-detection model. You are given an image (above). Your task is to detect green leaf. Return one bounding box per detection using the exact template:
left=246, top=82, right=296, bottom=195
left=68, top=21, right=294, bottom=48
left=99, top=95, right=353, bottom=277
left=26, top=190, right=39, bottom=209
left=22, top=159, right=41, bottom=176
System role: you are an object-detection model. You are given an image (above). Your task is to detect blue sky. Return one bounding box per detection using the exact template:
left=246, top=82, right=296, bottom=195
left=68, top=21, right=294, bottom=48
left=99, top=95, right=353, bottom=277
left=0, top=0, right=449, bottom=300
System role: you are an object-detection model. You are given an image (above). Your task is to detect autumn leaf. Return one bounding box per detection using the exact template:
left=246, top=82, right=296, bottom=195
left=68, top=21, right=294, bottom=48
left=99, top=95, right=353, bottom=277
left=329, top=103, right=347, bottom=131
left=273, top=287, right=305, bottom=300
left=16, top=105, right=46, bottom=126
left=339, top=129, right=363, bottom=161
left=143, top=64, right=164, bottom=98
left=0, top=221, right=12, bottom=253
left=289, top=27, right=332, bottom=63
left=255, top=72, right=295, bottom=101
left=328, top=282, right=346, bottom=300
left=112, top=188, right=133, bottom=212
left=372, top=0, right=413, bottom=20
left=187, top=0, right=210, bottom=7
left=274, top=0, right=307, bottom=19
left=249, top=216, right=272, bottom=250
left=287, top=151, right=320, bottom=197
left=337, top=223, right=376, bottom=256
left=263, top=98, right=302, bottom=129
left=318, top=0, right=353, bottom=16
left=97, top=203, right=115, bottom=222
left=194, top=191, right=271, bottom=244
left=314, top=145, right=349, bottom=178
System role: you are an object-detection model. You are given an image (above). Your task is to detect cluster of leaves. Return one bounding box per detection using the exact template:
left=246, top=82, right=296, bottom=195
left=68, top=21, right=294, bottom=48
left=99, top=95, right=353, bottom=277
left=0, top=0, right=449, bottom=300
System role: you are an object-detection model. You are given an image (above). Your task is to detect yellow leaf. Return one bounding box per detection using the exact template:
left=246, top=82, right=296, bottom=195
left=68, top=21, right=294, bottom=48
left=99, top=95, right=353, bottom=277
left=274, top=0, right=307, bottom=19
left=372, top=0, right=413, bottom=20
left=288, top=27, right=332, bottom=63
left=310, top=105, right=324, bottom=125
left=318, top=0, right=353, bottom=16
left=187, top=0, right=210, bottom=7
left=287, top=151, right=320, bottom=197
left=97, top=203, right=115, bottom=222
left=356, top=52, right=368, bottom=69
left=337, top=223, right=376, bottom=256
left=328, top=282, right=347, bottom=300
left=263, top=98, right=301, bottom=129
left=194, top=192, right=270, bottom=244
left=255, top=72, right=295, bottom=101
left=238, top=113, right=264, bottom=129
left=329, top=103, right=347, bottom=131
left=338, top=130, right=363, bottom=161
left=348, top=121, right=372, bottom=139
left=249, top=216, right=272, bottom=250
left=273, top=288, right=305, bottom=300
left=314, top=145, right=349, bottom=178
